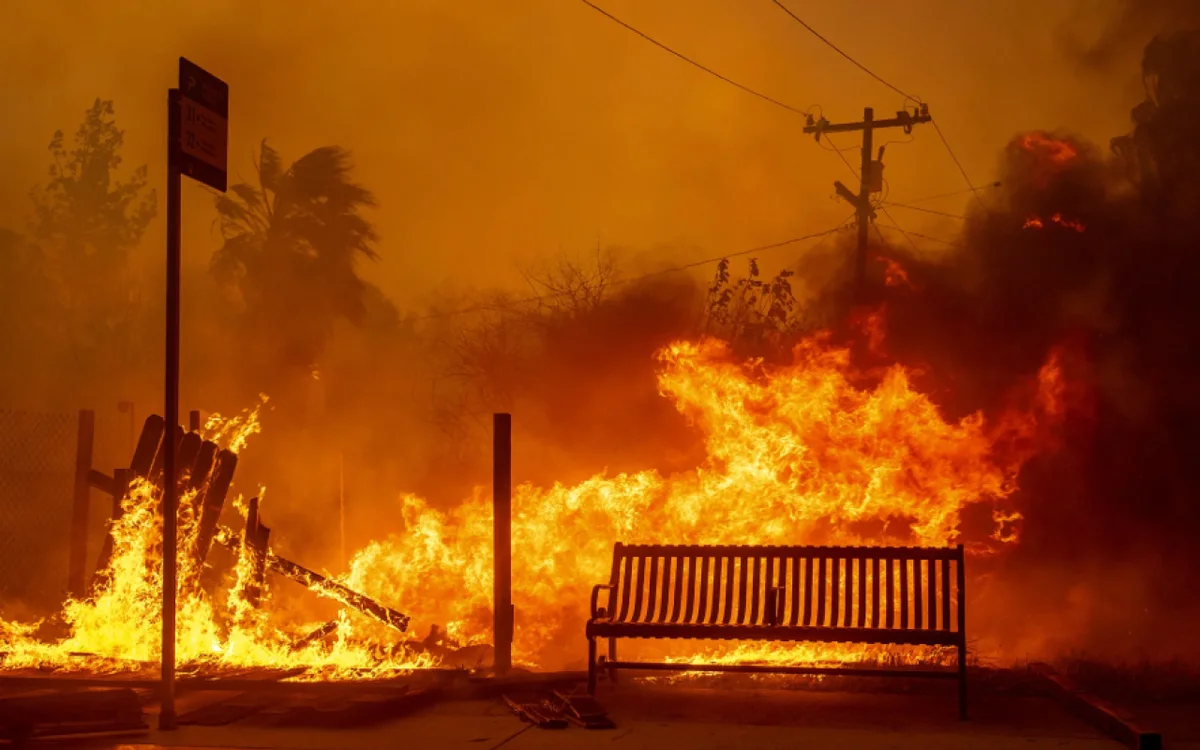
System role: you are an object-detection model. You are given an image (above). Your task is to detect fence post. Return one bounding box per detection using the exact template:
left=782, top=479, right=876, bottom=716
left=68, top=409, right=95, bottom=597
left=189, top=410, right=200, bottom=433
left=493, top=413, right=513, bottom=675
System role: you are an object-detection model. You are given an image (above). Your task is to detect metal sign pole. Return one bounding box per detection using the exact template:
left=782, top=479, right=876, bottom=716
left=160, top=87, right=182, bottom=731
left=160, top=56, right=227, bottom=731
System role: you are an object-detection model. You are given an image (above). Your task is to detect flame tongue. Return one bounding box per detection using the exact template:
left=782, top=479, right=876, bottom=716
left=1, top=326, right=1062, bottom=675
left=347, top=331, right=1062, bottom=667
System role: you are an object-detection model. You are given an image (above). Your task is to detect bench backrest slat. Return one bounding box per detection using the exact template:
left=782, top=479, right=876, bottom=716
left=857, top=557, right=868, bottom=628
left=941, top=558, right=951, bottom=631
left=605, top=544, right=964, bottom=633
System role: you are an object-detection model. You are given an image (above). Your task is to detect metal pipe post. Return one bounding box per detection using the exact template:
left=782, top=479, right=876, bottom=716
left=160, top=87, right=182, bottom=731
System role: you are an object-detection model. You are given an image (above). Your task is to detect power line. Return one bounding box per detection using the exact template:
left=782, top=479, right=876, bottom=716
left=769, top=0, right=921, bottom=103
left=876, top=223, right=955, bottom=246
left=577, top=0, right=810, bottom=116
left=881, top=202, right=966, bottom=220
left=931, top=119, right=993, bottom=214
left=899, top=183, right=1001, bottom=205
left=822, top=134, right=861, bottom=179
left=412, top=219, right=856, bottom=322
left=877, top=206, right=921, bottom=253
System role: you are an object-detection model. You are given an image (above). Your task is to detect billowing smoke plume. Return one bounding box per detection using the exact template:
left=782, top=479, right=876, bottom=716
left=1069, top=0, right=1200, bottom=72
left=867, top=29, right=1200, bottom=659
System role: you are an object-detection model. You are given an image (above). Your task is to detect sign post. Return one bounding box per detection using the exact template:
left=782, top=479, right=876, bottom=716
left=162, top=57, right=226, bottom=731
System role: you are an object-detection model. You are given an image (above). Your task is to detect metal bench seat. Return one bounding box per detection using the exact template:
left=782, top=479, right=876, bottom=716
left=585, top=542, right=969, bottom=718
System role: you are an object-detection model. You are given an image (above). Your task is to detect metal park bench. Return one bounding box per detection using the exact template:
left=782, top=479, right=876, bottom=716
left=586, top=543, right=969, bottom=718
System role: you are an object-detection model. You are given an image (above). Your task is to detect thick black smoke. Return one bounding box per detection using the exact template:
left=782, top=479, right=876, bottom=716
left=1069, top=0, right=1200, bottom=72
left=868, top=30, right=1200, bottom=658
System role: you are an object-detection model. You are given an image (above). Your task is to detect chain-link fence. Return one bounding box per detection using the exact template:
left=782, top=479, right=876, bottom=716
left=0, top=408, right=128, bottom=616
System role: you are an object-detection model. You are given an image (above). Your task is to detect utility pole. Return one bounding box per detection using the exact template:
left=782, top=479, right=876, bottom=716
left=804, top=104, right=931, bottom=297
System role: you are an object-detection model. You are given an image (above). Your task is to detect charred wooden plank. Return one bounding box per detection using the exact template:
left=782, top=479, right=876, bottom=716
left=213, top=528, right=411, bottom=633
left=193, top=449, right=237, bottom=566
left=175, top=432, right=202, bottom=491
left=189, top=441, right=218, bottom=492
left=266, top=554, right=410, bottom=633
left=242, top=497, right=270, bottom=608
left=149, top=424, right=183, bottom=487
left=291, top=621, right=339, bottom=651
left=130, top=415, right=165, bottom=478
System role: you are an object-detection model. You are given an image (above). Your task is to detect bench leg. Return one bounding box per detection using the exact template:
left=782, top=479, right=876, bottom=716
left=587, top=636, right=597, bottom=695
left=958, top=641, right=968, bottom=720
left=607, top=638, right=617, bottom=685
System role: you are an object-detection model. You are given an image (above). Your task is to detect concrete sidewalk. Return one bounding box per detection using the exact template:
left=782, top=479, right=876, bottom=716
left=87, top=684, right=1124, bottom=750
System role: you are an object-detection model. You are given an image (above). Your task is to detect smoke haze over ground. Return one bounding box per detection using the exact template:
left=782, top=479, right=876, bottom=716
left=1, top=1, right=1198, bottom=667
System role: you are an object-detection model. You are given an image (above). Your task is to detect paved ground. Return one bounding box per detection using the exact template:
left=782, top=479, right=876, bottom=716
left=1125, top=700, right=1200, bottom=750
left=79, top=683, right=1127, bottom=750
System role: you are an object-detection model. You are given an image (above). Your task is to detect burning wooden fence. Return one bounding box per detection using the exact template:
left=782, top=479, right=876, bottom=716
left=78, top=413, right=413, bottom=639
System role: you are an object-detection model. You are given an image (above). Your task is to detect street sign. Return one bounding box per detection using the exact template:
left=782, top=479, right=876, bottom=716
left=177, top=57, right=228, bottom=192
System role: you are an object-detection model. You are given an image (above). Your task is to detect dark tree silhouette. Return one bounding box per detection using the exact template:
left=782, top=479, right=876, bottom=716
left=212, top=140, right=379, bottom=378
left=27, top=99, right=156, bottom=377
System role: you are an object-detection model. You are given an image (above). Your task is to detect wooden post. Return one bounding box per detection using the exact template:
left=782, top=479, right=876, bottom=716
left=338, top=451, right=345, bottom=571
left=68, top=409, right=95, bottom=598
left=957, top=543, right=968, bottom=720
left=493, top=413, right=513, bottom=674
left=243, top=497, right=270, bottom=607
left=188, top=410, right=200, bottom=433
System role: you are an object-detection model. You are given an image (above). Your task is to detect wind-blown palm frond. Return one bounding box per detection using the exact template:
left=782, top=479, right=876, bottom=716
left=211, top=140, right=379, bottom=370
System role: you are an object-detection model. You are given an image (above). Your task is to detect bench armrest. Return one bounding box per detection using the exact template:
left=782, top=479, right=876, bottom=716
left=590, top=584, right=615, bottom=619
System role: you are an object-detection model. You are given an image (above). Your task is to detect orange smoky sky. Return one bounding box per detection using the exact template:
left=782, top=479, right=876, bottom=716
left=0, top=0, right=1150, bottom=301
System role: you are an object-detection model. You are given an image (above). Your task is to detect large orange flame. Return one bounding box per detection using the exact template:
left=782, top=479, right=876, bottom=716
left=347, top=331, right=1062, bottom=667
left=1, top=324, right=1062, bottom=675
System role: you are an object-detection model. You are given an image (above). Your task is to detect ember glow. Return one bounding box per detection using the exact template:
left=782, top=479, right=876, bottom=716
left=1017, top=132, right=1079, bottom=165
left=0, top=320, right=1062, bottom=674
left=1024, top=214, right=1086, bottom=232
left=877, top=255, right=914, bottom=289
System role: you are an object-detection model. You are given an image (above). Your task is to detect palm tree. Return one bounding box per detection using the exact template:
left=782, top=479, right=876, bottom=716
left=212, top=140, right=378, bottom=375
